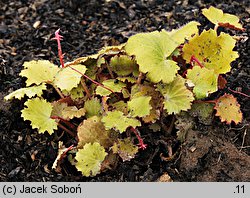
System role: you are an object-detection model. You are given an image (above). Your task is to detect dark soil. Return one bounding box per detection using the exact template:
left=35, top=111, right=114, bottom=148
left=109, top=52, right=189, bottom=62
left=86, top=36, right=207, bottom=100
left=0, top=0, right=250, bottom=181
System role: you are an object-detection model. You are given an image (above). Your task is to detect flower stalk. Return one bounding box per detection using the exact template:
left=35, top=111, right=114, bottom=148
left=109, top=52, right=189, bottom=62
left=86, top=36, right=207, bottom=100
left=52, top=29, right=65, bottom=68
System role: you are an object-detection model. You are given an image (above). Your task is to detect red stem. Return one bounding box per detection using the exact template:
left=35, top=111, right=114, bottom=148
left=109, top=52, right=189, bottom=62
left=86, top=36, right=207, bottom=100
left=130, top=127, right=147, bottom=150
left=228, top=88, right=250, bottom=98
left=52, top=29, right=116, bottom=95
left=190, top=55, right=204, bottom=68
left=52, top=29, right=65, bottom=68
left=51, top=116, right=76, bottom=130
left=69, top=66, right=115, bottom=94
left=194, top=100, right=216, bottom=104
left=57, top=123, right=75, bottom=137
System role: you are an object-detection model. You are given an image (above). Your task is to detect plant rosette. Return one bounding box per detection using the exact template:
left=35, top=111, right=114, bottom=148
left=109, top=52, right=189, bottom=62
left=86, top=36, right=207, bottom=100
left=5, top=7, right=246, bottom=177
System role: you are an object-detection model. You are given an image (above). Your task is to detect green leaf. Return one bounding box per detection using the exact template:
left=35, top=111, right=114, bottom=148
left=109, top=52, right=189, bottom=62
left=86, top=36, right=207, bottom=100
left=202, top=6, right=244, bottom=31
left=157, top=75, right=194, bottom=114
left=102, top=110, right=141, bottom=133
left=125, top=30, right=179, bottom=83
left=183, top=29, right=238, bottom=74
left=131, top=84, right=162, bottom=123
left=77, top=116, right=113, bottom=149
left=112, top=138, right=138, bottom=162
left=84, top=97, right=102, bottom=118
left=110, top=55, right=138, bottom=76
left=20, top=60, right=60, bottom=86
left=111, top=101, right=128, bottom=114
left=21, top=98, right=57, bottom=134
left=117, top=76, right=137, bottom=83
left=128, top=96, right=152, bottom=117
left=54, top=64, right=87, bottom=91
left=167, top=21, right=200, bottom=45
left=189, top=103, right=214, bottom=125
left=62, top=84, right=84, bottom=100
left=4, top=83, right=46, bottom=100
left=95, top=79, right=126, bottom=96
left=75, top=142, right=107, bottom=177
left=186, top=66, right=218, bottom=99
left=97, top=44, right=125, bottom=56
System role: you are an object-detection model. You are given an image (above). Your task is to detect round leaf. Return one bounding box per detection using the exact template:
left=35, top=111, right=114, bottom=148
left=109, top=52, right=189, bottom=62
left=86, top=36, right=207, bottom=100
left=5, top=84, right=46, bottom=100
left=75, top=142, right=107, bottom=177
left=186, top=66, right=218, bottom=99
left=54, top=64, right=87, bottom=91
left=101, top=110, right=141, bottom=133
left=202, top=6, right=244, bottom=31
left=157, top=75, right=194, bottom=114
left=95, top=79, right=125, bottom=96
left=214, top=94, right=242, bottom=124
left=21, top=98, right=57, bottom=134
left=183, top=29, right=238, bottom=74
left=125, top=30, right=179, bottom=83
left=20, top=60, right=60, bottom=86
left=128, top=96, right=152, bottom=117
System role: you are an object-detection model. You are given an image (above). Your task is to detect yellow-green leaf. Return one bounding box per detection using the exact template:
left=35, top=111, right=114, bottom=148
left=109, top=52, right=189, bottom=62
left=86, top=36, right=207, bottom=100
left=62, top=84, right=84, bottom=100
left=75, top=142, right=107, bottom=177
left=125, top=30, right=179, bottom=83
left=97, top=44, right=125, bottom=56
left=131, top=84, right=162, bottom=123
left=186, top=66, right=218, bottom=99
left=102, top=110, right=141, bottom=133
left=202, top=6, right=244, bottom=31
left=167, top=21, right=200, bottom=45
left=183, top=29, right=238, bottom=74
left=54, top=64, right=87, bottom=91
left=84, top=97, right=102, bottom=118
left=95, top=79, right=126, bottom=96
left=110, top=55, right=138, bottom=76
left=157, top=75, right=194, bottom=114
left=20, top=60, right=60, bottom=86
left=117, top=76, right=137, bottom=83
left=21, top=98, right=57, bottom=134
left=128, top=96, right=152, bottom=117
left=4, top=83, right=46, bottom=100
